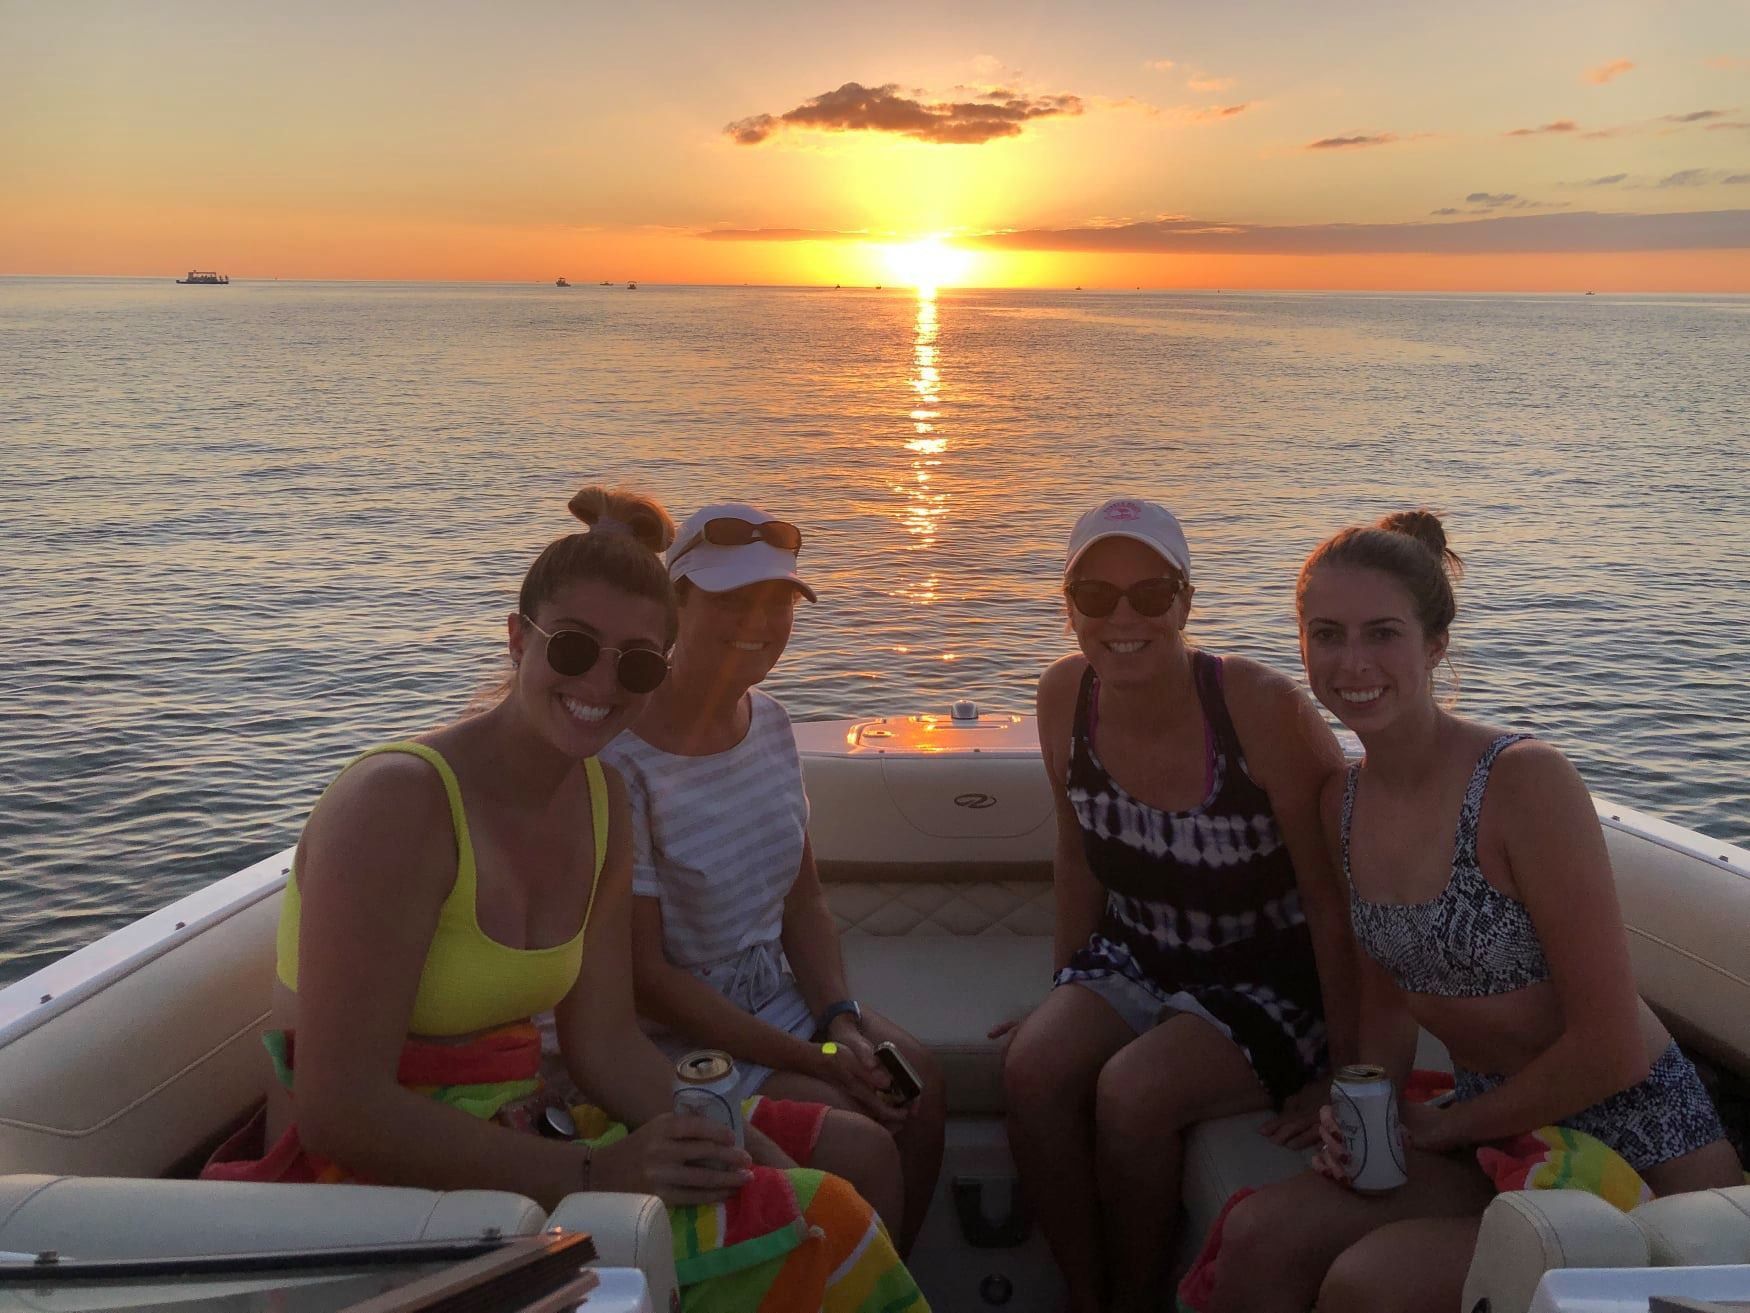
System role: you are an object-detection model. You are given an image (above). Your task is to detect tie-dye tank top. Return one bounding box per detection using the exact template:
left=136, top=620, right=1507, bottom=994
left=1054, top=651, right=1326, bottom=1102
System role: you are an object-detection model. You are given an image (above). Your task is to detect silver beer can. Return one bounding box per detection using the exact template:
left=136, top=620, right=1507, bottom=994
left=1331, top=1064, right=1406, bottom=1192
left=672, top=1049, right=744, bottom=1148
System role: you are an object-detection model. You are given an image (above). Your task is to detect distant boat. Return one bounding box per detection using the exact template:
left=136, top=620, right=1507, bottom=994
left=626, top=281, right=637, bottom=290
left=555, top=277, right=570, bottom=287
left=176, top=271, right=228, bottom=285
left=1586, top=290, right=1596, bottom=296
left=599, top=280, right=611, bottom=286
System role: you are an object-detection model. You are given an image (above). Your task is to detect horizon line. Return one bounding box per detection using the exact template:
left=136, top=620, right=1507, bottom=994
left=5, top=273, right=1749, bottom=296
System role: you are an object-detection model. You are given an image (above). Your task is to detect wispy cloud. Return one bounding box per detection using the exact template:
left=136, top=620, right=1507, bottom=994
left=1584, top=59, right=1635, bottom=85
left=698, top=228, right=867, bottom=242
left=1708, top=122, right=1750, bottom=133
left=1703, top=56, right=1750, bottom=72
left=1507, top=119, right=1580, bottom=137
left=1187, top=103, right=1252, bottom=122
left=1437, top=192, right=1567, bottom=215
left=967, top=209, right=1750, bottom=254
left=1659, top=169, right=1750, bottom=188
left=1567, top=173, right=1629, bottom=187
left=1307, top=132, right=1398, bottom=150
left=1663, top=109, right=1731, bottom=124
left=725, top=82, right=1083, bottom=146
left=1188, top=72, right=1236, bottom=92
left=1144, top=58, right=1176, bottom=72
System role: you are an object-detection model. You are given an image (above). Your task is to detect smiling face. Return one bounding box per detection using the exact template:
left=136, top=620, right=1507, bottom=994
left=673, top=579, right=800, bottom=691
left=507, top=577, right=671, bottom=759
left=1298, top=563, right=1447, bottom=735
left=1066, top=536, right=1194, bottom=688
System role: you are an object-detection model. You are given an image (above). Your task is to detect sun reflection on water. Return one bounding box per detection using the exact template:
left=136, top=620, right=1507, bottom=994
left=894, top=289, right=949, bottom=604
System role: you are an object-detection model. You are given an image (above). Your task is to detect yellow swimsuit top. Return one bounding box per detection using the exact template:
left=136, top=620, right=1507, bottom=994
left=276, top=742, right=607, bottom=1037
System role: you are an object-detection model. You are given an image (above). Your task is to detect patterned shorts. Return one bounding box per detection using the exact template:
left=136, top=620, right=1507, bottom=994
left=1455, top=1041, right=1728, bottom=1172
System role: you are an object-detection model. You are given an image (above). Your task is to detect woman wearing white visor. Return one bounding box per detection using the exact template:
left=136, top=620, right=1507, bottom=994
left=604, top=501, right=945, bottom=1254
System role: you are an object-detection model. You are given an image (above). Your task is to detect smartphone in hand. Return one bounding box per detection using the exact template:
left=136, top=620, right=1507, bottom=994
left=873, top=1040, right=925, bottom=1107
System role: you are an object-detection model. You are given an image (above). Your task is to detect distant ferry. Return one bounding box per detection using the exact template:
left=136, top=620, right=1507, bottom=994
left=627, top=281, right=637, bottom=290
left=555, top=277, right=570, bottom=287
left=176, top=271, right=229, bottom=285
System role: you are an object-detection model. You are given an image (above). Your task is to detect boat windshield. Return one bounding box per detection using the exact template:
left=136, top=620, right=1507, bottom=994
left=0, top=1232, right=598, bottom=1313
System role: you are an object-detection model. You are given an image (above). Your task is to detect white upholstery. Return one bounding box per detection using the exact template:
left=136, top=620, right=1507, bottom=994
left=547, top=1191, right=675, bottom=1313
left=1463, top=1186, right=1750, bottom=1313
left=1462, top=1191, right=1652, bottom=1313
left=827, top=882, right=1054, bottom=938
left=1631, top=1187, right=1750, bottom=1266
left=841, top=934, right=1051, bottom=1114
left=0, top=1174, right=545, bottom=1258
left=0, top=894, right=282, bottom=1178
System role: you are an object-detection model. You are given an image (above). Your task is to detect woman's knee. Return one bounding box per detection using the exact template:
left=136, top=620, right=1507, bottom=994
left=1004, top=1035, right=1097, bottom=1118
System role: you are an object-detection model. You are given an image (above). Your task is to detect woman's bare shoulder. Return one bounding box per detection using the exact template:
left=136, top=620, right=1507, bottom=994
left=300, top=751, right=456, bottom=896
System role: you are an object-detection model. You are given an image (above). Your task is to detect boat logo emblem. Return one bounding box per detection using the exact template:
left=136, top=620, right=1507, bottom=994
left=954, top=793, right=998, bottom=810
left=1104, top=501, right=1143, bottom=520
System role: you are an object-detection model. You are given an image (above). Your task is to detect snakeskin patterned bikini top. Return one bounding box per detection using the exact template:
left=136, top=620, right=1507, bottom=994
left=1341, top=733, right=1551, bottom=998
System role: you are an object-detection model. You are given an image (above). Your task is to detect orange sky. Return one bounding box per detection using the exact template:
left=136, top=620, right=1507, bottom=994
left=3, top=2, right=1748, bottom=290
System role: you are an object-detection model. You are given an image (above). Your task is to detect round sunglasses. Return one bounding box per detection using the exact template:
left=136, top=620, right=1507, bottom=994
left=519, top=615, right=669, bottom=693
left=672, top=516, right=803, bottom=565
left=1063, top=576, right=1185, bottom=619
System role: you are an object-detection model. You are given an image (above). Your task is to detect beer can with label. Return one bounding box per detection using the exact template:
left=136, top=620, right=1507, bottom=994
left=673, top=1049, right=744, bottom=1148
left=1331, top=1064, right=1406, bottom=1193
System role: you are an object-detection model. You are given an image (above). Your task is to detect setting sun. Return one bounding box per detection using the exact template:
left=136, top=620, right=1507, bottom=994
left=879, top=238, right=975, bottom=291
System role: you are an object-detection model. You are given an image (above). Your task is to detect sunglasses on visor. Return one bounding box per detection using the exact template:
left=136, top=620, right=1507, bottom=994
left=519, top=616, right=670, bottom=693
left=672, top=517, right=803, bottom=565
left=1063, top=576, right=1186, bottom=619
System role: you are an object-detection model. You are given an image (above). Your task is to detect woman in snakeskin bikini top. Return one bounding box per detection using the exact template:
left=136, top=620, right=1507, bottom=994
left=1205, top=510, right=1740, bottom=1313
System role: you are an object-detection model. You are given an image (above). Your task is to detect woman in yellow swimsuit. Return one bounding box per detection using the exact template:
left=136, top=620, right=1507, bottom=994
left=251, top=485, right=766, bottom=1204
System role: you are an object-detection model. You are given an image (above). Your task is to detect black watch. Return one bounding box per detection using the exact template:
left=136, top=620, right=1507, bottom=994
left=816, top=999, right=862, bottom=1033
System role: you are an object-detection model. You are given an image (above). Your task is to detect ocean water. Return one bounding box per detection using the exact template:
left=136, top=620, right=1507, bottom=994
left=2, top=277, right=1747, bottom=983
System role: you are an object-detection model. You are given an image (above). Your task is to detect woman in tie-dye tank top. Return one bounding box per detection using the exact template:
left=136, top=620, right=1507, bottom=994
left=1000, top=497, right=1358, bottom=1313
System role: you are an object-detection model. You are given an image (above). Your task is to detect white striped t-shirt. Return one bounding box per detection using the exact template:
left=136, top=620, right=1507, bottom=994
left=600, top=690, right=808, bottom=970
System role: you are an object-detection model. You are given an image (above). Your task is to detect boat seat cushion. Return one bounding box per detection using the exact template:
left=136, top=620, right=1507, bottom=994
left=0, top=1174, right=546, bottom=1258
left=842, top=934, right=1051, bottom=1115
left=546, top=1191, right=675, bottom=1313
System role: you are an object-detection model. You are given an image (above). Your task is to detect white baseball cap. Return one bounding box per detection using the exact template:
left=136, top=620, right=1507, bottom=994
left=668, top=502, right=817, bottom=601
left=1064, top=497, right=1192, bottom=580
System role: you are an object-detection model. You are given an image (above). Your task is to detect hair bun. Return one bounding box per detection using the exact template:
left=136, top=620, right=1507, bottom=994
left=567, top=485, right=675, bottom=553
left=1377, top=508, right=1463, bottom=581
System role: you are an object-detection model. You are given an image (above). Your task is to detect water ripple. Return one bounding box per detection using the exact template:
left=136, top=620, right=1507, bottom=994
left=1, top=280, right=1746, bottom=982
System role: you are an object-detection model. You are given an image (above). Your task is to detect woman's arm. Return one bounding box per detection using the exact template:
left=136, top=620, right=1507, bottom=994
left=1038, top=656, right=1106, bottom=972
left=631, top=892, right=830, bottom=1077
left=1229, top=660, right=1359, bottom=1068
left=291, top=757, right=597, bottom=1210
left=1415, top=742, right=1650, bottom=1150
left=555, top=768, right=755, bottom=1199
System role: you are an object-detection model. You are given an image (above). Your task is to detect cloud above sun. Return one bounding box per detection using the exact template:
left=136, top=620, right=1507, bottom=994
left=725, top=82, right=1083, bottom=146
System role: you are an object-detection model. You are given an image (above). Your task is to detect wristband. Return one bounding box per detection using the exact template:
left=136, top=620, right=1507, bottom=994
left=816, top=998, right=862, bottom=1032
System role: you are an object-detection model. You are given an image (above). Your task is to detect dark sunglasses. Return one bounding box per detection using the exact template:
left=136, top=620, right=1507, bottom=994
left=1064, top=576, right=1185, bottom=619
left=672, top=517, right=803, bottom=565
left=519, top=616, right=669, bottom=693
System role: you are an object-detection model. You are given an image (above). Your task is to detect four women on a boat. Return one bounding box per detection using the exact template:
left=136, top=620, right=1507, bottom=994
left=228, top=479, right=1738, bottom=1313
left=211, top=487, right=927, bottom=1313
left=603, top=499, right=945, bottom=1253
left=1002, top=497, right=1356, bottom=1313
left=1204, top=510, right=1741, bottom=1313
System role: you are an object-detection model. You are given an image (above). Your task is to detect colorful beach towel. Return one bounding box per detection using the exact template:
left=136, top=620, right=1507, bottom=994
left=1475, top=1126, right=1653, bottom=1211
left=203, top=1025, right=927, bottom=1312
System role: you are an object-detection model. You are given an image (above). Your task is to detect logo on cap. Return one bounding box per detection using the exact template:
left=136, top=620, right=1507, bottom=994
left=1104, top=501, right=1144, bottom=521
